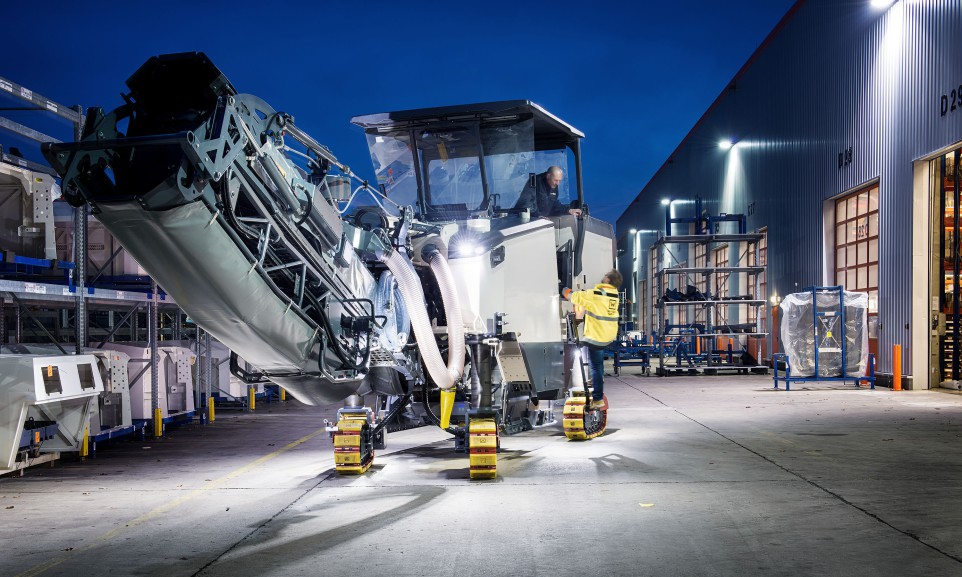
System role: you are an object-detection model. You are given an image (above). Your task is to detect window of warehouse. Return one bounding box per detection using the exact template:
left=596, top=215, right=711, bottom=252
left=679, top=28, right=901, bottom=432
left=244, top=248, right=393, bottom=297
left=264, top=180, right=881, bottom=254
left=713, top=245, right=729, bottom=326
left=747, top=229, right=768, bottom=328
left=693, top=243, right=708, bottom=325
left=834, top=186, right=879, bottom=351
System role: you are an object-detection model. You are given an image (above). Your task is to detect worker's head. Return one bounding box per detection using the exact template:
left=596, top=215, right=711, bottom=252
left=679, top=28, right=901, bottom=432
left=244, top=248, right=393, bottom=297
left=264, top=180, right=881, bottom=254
left=602, top=269, right=623, bottom=288
left=545, top=166, right=564, bottom=189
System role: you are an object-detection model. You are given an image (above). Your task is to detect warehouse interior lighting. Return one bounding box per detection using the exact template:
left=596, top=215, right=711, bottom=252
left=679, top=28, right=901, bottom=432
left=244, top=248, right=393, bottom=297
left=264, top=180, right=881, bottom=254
left=660, top=198, right=671, bottom=206
left=629, top=228, right=637, bottom=234
left=870, top=0, right=895, bottom=8
left=718, top=139, right=733, bottom=150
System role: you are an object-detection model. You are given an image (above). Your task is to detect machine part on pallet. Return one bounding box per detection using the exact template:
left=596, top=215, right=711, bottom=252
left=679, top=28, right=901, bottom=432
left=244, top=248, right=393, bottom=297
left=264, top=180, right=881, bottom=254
left=333, top=407, right=374, bottom=474
left=562, top=390, right=607, bottom=441
left=0, top=355, right=103, bottom=473
left=468, top=417, right=498, bottom=479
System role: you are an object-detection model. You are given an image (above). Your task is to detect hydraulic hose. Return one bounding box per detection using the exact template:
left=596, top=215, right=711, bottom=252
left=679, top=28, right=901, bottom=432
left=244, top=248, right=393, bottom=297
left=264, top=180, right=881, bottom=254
left=376, top=248, right=464, bottom=390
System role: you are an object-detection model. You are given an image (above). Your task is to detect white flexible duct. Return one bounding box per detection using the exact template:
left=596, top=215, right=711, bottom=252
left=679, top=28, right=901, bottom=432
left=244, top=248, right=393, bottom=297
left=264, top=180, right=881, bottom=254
left=378, top=248, right=464, bottom=389
left=426, top=248, right=466, bottom=379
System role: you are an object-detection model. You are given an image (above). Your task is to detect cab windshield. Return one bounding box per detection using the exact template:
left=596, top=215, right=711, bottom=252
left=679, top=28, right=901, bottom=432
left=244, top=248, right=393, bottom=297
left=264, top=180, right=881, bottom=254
left=365, top=118, right=573, bottom=220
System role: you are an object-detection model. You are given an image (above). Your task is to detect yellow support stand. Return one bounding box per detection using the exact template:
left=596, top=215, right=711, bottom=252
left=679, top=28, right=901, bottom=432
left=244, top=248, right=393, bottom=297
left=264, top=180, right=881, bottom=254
left=248, top=386, right=256, bottom=411
left=333, top=410, right=374, bottom=474
left=208, top=397, right=215, bottom=423
left=280, top=387, right=286, bottom=401
left=468, top=418, right=498, bottom=479
left=80, top=425, right=89, bottom=458
left=153, top=407, right=163, bottom=438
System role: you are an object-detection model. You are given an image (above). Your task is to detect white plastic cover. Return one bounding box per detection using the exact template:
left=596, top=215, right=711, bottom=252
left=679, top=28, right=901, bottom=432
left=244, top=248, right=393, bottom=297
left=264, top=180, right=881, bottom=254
left=373, top=270, right=410, bottom=352
left=779, top=289, right=869, bottom=378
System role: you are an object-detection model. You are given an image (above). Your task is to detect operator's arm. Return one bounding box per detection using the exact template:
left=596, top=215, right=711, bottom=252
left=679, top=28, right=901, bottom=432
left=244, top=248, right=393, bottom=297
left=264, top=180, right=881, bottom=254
left=548, top=196, right=582, bottom=217
left=562, top=287, right=588, bottom=305
left=513, top=181, right=537, bottom=211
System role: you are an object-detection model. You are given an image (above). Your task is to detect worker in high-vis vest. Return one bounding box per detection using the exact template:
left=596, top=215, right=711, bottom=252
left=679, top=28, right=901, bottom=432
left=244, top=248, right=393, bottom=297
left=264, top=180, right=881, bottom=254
left=562, top=269, right=623, bottom=410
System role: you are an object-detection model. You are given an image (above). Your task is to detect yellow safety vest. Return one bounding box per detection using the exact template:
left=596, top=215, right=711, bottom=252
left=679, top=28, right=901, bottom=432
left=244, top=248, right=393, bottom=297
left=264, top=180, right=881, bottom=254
left=570, top=283, right=619, bottom=348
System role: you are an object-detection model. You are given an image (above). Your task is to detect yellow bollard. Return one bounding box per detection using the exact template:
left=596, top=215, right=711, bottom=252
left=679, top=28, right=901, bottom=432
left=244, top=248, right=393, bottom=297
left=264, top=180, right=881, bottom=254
left=248, top=386, right=256, bottom=411
left=153, top=407, right=163, bottom=438
left=280, top=387, right=286, bottom=401
left=208, top=397, right=216, bottom=422
left=80, top=424, right=89, bottom=458
left=893, top=344, right=902, bottom=391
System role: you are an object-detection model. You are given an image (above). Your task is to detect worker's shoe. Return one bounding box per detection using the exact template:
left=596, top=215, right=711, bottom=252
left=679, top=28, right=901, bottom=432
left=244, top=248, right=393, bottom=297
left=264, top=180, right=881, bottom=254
left=589, top=399, right=607, bottom=411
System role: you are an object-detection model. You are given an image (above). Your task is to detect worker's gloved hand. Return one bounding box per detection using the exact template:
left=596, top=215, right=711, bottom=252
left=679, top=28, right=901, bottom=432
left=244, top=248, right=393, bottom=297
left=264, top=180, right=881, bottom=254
left=561, top=287, right=572, bottom=300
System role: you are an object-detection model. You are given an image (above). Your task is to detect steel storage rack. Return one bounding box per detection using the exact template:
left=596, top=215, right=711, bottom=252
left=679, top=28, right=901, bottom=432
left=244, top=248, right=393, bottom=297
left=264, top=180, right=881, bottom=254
left=650, top=206, right=769, bottom=376
left=0, top=75, right=218, bottom=447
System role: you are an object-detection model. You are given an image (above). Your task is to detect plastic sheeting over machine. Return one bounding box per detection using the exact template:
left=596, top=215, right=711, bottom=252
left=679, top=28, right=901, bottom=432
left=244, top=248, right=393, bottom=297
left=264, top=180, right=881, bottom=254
left=779, top=287, right=869, bottom=378
left=0, top=354, right=103, bottom=473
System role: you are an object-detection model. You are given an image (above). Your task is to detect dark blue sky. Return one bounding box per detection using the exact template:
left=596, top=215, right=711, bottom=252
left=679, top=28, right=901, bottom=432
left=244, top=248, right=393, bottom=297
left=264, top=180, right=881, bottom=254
left=3, top=0, right=794, bottom=224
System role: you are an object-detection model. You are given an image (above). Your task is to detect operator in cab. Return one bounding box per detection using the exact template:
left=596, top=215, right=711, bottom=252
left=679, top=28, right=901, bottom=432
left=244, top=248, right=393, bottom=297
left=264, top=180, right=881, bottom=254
left=513, top=166, right=583, bottom=218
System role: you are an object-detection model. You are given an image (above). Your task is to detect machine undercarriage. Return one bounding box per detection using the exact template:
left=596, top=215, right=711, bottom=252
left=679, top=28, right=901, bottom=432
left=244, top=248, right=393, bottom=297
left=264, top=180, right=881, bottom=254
left=43, top=52, right=616, bottom=478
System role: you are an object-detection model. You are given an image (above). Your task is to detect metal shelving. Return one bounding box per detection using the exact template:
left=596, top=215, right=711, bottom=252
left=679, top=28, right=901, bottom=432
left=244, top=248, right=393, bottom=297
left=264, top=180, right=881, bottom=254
left=0, top=75, right=217, bottom=443
left=651, top=231, right=769, bottom=376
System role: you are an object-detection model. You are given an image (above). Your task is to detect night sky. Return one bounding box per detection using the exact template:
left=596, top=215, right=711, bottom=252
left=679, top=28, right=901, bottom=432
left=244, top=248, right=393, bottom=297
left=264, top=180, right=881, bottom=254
left=2, top=0, right=795, bottom=225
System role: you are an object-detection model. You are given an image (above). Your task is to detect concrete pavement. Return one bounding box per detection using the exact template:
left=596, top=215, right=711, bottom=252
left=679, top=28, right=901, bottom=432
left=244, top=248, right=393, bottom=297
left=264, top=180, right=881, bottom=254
left=2, top=371, right=962, bottom=576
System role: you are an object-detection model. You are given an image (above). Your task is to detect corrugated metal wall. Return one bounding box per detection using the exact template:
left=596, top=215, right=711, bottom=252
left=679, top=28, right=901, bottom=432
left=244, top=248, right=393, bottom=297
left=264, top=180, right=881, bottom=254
left=617, top=0, right=962, bottom=378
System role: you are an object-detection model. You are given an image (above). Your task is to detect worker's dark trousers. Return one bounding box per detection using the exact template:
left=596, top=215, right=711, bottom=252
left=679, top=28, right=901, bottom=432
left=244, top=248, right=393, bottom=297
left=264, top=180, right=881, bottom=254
left=588, top=346, right=605, bottom=401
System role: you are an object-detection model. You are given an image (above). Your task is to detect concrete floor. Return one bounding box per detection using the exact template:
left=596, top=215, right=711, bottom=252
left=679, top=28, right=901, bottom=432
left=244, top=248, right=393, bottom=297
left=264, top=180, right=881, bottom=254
left=3, top=371, right=962, bottom=577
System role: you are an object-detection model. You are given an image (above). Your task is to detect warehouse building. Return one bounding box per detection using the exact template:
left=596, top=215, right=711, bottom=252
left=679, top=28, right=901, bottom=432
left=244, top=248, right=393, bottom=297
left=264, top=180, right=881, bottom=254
left=616, top=0, right=962, bottom=389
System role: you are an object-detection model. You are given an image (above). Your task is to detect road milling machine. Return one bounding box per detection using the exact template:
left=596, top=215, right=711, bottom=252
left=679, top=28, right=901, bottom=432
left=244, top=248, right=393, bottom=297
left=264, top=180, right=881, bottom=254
left=42, top=52, right=616, bottom=479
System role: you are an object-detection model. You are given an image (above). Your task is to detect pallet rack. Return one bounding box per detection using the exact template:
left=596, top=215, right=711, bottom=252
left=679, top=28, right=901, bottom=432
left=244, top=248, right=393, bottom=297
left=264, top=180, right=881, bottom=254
left=651, top=231, right=769, bottom=376
left=0, top=75, right=221, bottom=440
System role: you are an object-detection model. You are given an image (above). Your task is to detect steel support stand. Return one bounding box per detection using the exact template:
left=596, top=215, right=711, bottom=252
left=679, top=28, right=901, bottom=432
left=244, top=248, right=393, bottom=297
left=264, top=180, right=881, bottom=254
left=14, top=300, right=22, bottom=344
left=204, top=331, right=212, bottom=406
left=72, top=106, right=87, bottom=355
left=149, top=280, right=161, bottom=438
left=195, top=326, right=204, bottom=424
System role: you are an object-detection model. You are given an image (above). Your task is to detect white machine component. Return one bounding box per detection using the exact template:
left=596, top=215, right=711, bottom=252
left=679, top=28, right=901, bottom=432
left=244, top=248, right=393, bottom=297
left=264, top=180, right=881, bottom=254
left=0, top=354, right=103, bottom=473
left=0, top=162, right=59, bottom=260
left=86, top=349, right=133, bottom=436
left=205, top=340, right=256, bottom=398
left=55, top=213, right=148, bottom=278
left=5, top=345, right=133, bottom=440
left=101, top=343, right=196, bottom=420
